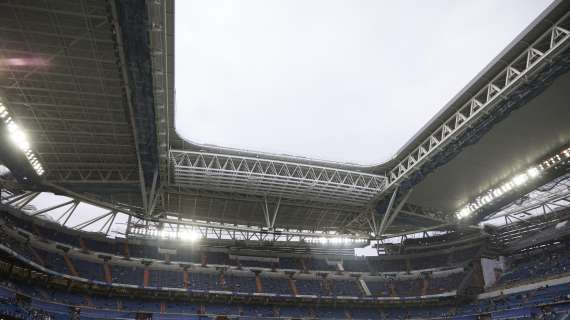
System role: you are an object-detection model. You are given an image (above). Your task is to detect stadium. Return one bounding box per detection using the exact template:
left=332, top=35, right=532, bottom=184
left=0, top=0, right=569, bottom=319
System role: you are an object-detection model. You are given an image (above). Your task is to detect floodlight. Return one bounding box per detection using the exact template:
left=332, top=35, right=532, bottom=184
left=6, top=121, right=18, bottom=133
left=10, top=129, right=30, bottom=151
left=159, top=230, right=170, bottom=239
left=180, top=230, right=201, bottom=241
left=527, top=167, right=540, bottom=178
left=512, top=174, right=528, bottom=186
left=456, top=207, right=472, bottom=219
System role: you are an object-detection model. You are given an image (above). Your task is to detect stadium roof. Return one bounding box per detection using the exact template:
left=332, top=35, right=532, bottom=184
left=0, top=0, right=569, bottom=240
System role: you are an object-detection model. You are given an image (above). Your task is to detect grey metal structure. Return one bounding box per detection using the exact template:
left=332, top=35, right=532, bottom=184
left=485, top=173, right=570, bottom=225
left=0, top=0, right=144, bottom=204
left=170, top=150, right=387, bottom=206
left=146, top=0, right=570, bottom=236
left=386, top=12, right=570, bottom=188
left=0, top=0, right=569, bottom=242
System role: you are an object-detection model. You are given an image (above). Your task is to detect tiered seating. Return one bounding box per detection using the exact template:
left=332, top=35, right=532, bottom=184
left=365, top=279, right=392, bottom=296
left=122, top=298, right=160, bottom=312
left=496, top=245, right=570, bottom=287
left=428, top=273, right=464, bottom=294
left=366, top=278, right=425, bottom=297
left=0, top=231, right=35, bottom=262
left=111, top=265, right=144, bottom=286
left=43, top=251, right=71, bottom=275
left=304, top=257, right=337, bottom=271
left=396, top=279, right=419, bottom=296
left=451, top=245, right=481, bottom=263
left=74, top=258, right=105, bottom=282
left=128, top=242, right=160, bottom=260
left=343, top=259, right=370, bottom=272
left=172, top=248, right=201, bottom=263
left=49, top=288, right=85, bottom=306
left=278, top=257, right=301, bottom=270
left=222, top=274, right=256, bottom=293
left=313, top=306, right=346, bottom=319
left=0, top=210, right=476, bottom=283
left=277, top=305, right=307, bottom=318
left=239, top=304, right=275, bottom=317
left=149, top=269, right=185, bottom=288
left=261, top=276, right=292, bottom=295
left=0, top=225, right=473, bottom=298
left=82, top=237, right=117, bottom=254
left=366, top=273, right=464, bottom=297
left=0, top=276, right=569, bottom=319
left=234, top=258, right=275, bottom=269
left=295, top=277, right=326, bottom=295
left=329, top=278, right=362, bottom=296
left=456, top=283, right=570, bottom=317
left=188, top=271, right=219, bottom=290
left=367, top=258, right=403, bottom=272
left=0, top=297, right=52, bottom=320
left=165, top=301, right=202, bottom=314
left=90, top=295, right=117, bottom=309
left=410, top=254, right=448, bottom=270
left=205, top=303, right=238, bottom=316
left=351, top=307, right=382, bottom=319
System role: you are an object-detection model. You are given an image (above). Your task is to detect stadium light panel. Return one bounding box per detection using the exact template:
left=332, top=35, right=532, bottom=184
left=180, top=230, right=201, bottom=242
left=527, top=167, right=540, bottom=178
left=0, top=98, right=44, bottom=176
left=457, top=147, right=570, bottom=220
left=512, top=173, right=528, bottom=186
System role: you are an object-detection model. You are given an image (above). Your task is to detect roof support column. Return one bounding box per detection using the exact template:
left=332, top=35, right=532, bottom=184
left=109, top=0, right=150, bottom=214
left=377, top=187, right=398, bottom=236
left=381, top=188, right=414, bottom=235
left=262, top=197, right=281, bottom=230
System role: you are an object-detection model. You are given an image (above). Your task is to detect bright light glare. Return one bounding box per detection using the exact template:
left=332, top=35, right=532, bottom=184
left=1, top=100, right=44, bottom=176
left=527, top=167, right=540, bottom=177
left=180, top=230, right=201, bottom=241
left=157, top=229, right=202, bottom=242
left=9, top=127, right=30, bottom=152
left=306, top=236, right=365, bottom=245
left=512, top=173, right=528, bottom=186
left=456, top=147, right=570, bottom=220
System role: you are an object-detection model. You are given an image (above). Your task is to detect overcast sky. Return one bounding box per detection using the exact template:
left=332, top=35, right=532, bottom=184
left=175, top=0, right=553, bottom=165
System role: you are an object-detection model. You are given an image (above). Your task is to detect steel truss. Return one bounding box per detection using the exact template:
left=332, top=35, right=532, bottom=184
left=0, top=0, right=141, bottom=185
left=0, top=191, right=120, bottom=236
left=146, top=0, right=171, bottom=180
left=386, top=12, right=570, bottom=189
left=43, top=167, right=139, bottom=183
left=0, top=187, right=454, bottom=244
left=345, top=198, right=450, bottom=236
left=485, top=174, right=570, bottom=224
left=161, top=186, right=368, bottom=233
left=0, top=188, right=369, bottom=243
left=170, top=150, right=387, bottom=206
left=128, top=216, right=369, bottom=244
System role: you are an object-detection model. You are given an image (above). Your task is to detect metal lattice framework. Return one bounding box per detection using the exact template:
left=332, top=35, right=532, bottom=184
left=485, top=174, right=570, bottom=224
left=0, top=189, right=370, bottom=244
left=170, top=150, right=387, bottom=206
left=2, top=0, right=569, bottom=239
left=0, top=0, right=141, bottom=185
left=387, top=12, right=570, bottom=188
left=129, top=216, right=369, bottom=244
